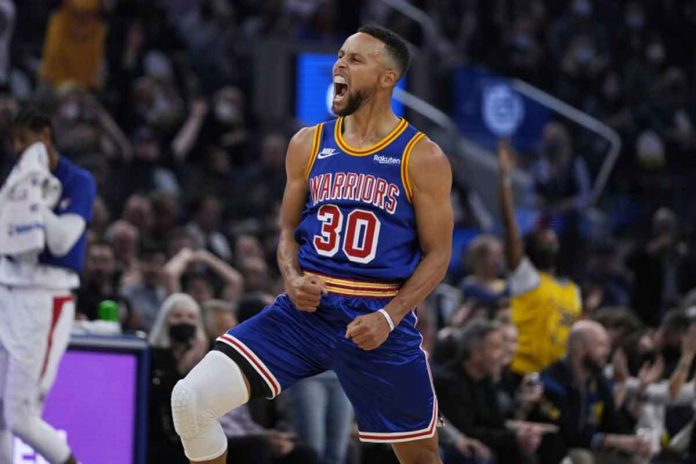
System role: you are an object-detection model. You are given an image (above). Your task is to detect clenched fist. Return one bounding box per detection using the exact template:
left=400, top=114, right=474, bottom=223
left=287, top=275, right=327, bottom=312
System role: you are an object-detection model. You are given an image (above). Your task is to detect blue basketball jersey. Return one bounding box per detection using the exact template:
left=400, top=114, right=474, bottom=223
left=38, top=157, right=96, bottom=274
left=295, top=117, right=424, bottom=282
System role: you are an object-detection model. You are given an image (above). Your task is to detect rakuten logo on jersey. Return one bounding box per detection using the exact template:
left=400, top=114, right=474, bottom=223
left=373, top=155, right=401, bottom=165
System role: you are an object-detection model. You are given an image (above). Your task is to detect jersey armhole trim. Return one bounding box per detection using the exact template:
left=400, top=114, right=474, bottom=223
left=400, top=132, right=425, bottom=203
left=304, top=123, right=324, bottom=180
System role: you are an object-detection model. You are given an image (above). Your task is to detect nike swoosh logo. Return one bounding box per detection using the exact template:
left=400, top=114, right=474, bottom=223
left=317, top=149, right=339, bottom=159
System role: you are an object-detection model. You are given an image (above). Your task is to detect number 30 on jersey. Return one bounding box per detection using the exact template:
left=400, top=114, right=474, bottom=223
left=313, top=204, right=381, bottom=264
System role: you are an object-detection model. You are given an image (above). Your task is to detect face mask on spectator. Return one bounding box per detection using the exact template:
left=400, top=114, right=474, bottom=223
left=169, top=323, right=196, bottom=344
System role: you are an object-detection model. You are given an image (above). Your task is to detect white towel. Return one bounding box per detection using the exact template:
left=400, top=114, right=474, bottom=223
left=0, top=142, right=62, bottom=255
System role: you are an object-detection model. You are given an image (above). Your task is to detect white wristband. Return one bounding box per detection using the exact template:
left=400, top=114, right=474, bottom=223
left=378, top=309, right=395, bottom=332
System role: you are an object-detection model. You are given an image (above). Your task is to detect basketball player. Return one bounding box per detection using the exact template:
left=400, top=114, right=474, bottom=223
left=0, top=106, right=96, bottom=463
left=171, top=26, right=453, bottom=464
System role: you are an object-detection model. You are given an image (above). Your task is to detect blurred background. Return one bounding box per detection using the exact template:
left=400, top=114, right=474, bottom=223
left=3, top=0, right=696, bottom=463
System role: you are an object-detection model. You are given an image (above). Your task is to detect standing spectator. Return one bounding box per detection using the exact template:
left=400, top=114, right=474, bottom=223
left=433, top=320, right=545, bottom=464
left=627, top=208, right=689, bottom=327
left=530, top=122, right=591, bottom=278
left=534, top=321, right=653, bottom=461
left=148, top=293, right=209, bottom=464
left=39, top=0, right=107, bottom=89
left=498, top=140, right=582, bottom=377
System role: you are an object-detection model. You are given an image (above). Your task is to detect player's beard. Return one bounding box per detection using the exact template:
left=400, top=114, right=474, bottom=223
left=333, top=89, right=366, bottom=116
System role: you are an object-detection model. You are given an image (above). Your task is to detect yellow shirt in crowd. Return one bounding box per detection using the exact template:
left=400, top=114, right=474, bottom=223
left=509, top=258, right=582, bottom=375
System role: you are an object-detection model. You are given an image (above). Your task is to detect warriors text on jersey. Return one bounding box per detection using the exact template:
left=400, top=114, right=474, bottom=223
left=295, top=117, right=424, bottom=283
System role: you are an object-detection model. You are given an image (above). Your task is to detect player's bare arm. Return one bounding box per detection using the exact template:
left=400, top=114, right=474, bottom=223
left=278, top=127, right=327, bottom=312
left=498, top=140, right=525, bottom=270
left=346, top=137, right=453, bottom=350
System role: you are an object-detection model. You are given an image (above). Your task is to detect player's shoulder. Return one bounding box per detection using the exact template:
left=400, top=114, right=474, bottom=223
left=406, top=132, right=451, bottom=190
left=289, top=122, right=326, bottom=150
left=409, top=132, right=449, bottom=169
left=60, top=157, right=96, bottom=192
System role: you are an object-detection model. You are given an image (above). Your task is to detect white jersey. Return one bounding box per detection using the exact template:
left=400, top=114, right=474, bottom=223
left=0, top=257, right=79, bottom=290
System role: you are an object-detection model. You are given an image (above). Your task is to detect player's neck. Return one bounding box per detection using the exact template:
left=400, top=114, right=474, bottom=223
left=343, top=99, right=400, bottom=144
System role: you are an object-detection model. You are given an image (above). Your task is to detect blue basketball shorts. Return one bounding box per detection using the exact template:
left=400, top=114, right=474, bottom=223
left=216, top=283, right=438, bottom=443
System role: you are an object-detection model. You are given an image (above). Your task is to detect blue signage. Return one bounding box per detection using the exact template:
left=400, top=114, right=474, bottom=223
left=453, top=66, right=550, bottom=151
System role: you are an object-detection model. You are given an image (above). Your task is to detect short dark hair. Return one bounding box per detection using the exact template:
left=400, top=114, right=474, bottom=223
left=357, top=25, right=411, bottom=79
left=524, top=230, right=557, bottom=272
left=11, top=103, right=52, bottom=133
left=455, top=320, right=500, bottom=362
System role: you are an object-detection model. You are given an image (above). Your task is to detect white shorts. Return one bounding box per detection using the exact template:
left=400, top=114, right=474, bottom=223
left=0, top=285, right=75, bottom=396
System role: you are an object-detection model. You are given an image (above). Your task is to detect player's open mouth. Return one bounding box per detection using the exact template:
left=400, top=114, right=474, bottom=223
left=334, top=76, right=348, bottom=103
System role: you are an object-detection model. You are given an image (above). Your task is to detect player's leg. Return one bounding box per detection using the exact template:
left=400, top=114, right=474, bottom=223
left=391, top=435, right=442, bottom=464
left=38, top=294, right=75, bottom=399
left=172, top=350, right=250, bottom=464
left=2, top=287, right=73, bottom=464
left=173, top=294, right=331, bottom=464
left=0, top=345, right=10, bottom=464
left=335, top=302, right=440, bottom=464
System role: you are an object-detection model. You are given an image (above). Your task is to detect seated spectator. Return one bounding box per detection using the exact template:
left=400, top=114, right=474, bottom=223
left=201, top=299, right=237, bottom=346
left=459, top=234, right=507, bottom=309
left=533, top=321, right=653, bottom=461
left=122, top=244, right=167, bottom=332
left=76, top=240, right=129, bottom=322
left=220, top=405, right=319, bottom=464
left=147, top=293, right=209, bottom=464
left=239, top=256, right=272, bottom=293
left=122, top=193, right=154, bottom=239
left=104, top=219, right=140, bottom=286
left=163, top=247, right=243, bottom=304
left=434, top=320, right=546, bottom=464
left=236, top=292, right=275, bottom=324
left=186, top=195, right=232, bottom=262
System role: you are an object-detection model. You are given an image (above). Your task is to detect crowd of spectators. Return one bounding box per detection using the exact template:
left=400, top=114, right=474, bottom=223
left=2, top=0, right=696, bottom=463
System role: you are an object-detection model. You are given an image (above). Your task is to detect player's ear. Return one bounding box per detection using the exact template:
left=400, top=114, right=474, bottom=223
left=380, top=69, right=399, bottom=89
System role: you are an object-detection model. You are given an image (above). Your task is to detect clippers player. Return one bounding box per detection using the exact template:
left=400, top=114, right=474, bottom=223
left=0, top=107, right=96, bottom=464
left=172, top=26, right=453, bottom=464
